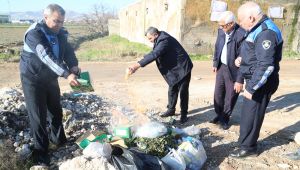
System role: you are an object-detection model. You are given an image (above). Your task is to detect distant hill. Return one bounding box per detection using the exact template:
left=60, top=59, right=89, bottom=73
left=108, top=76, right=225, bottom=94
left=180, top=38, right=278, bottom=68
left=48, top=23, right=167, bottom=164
left=10, top=10, right=84, bottom=21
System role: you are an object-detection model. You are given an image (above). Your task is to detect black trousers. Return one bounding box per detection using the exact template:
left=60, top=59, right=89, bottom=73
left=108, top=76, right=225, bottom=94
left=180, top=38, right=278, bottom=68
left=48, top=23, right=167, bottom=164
left=167, top=72, right=191, bottom=115
left=238, top=74, right=279, bottom=150
left=21, top=75, right=67, bottom=154
left=214, top=64, right=239, bottom=123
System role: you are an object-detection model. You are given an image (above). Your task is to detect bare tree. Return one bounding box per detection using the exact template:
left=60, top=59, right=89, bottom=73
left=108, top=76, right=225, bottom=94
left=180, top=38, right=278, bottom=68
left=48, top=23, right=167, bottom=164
left=82, top=4, right=117, bottom=36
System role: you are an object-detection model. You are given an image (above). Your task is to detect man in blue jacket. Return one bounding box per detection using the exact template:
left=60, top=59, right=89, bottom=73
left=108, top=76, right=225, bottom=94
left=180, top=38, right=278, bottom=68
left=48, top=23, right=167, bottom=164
left=20, top=4, right=80, bottom=165
left=211, top=11, right=245, bottom=130
left=230, top=1, right=283, bottom=158
left=129, top=27, right=193, bottom=124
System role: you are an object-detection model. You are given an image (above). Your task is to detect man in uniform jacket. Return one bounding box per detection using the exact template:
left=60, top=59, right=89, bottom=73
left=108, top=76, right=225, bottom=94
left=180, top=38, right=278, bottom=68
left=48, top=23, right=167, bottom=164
left=129, top=27, right=193, bottom=124
left=20, top=4, right=80, bottom=166
left=211, top=11, right=245, bottom=130
left=230, top=1, right=283, bottom=158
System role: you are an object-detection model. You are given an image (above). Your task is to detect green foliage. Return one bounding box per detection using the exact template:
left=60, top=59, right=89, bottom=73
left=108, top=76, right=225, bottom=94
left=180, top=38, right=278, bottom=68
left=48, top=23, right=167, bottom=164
left=133, top=135, right=176, bottom=158
left=189, top=54, right=212, bottom=61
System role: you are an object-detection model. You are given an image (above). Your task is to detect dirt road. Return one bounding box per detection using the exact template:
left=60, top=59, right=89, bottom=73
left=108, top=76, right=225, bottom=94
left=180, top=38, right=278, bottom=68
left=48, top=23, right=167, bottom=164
left=1, top=60, right=300, bottom=169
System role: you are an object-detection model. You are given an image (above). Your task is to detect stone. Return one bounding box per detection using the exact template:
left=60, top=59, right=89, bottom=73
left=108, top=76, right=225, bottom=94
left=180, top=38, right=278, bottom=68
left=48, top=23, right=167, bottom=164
left=277, top=163, right=290, bottom=169
left=59, top=156, right=115, bottom=170
left=29, top=165, right=49, bottom=170
left=13, top=141, right=20, bottom=147
left=294, top=132, right=300, bottom=145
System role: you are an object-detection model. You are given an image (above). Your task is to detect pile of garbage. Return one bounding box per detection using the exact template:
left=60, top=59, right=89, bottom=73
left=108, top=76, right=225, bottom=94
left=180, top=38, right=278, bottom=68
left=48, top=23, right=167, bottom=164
left=0, top=87, right=207, bottom=169
left=0, top=87, right=114, bottom=168
left=66, top=121, right=207, bottom=170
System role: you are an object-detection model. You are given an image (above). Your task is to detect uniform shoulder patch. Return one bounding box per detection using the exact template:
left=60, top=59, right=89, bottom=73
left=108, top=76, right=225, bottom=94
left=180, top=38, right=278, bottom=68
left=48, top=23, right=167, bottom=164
left=262, top=40, right=271, bottom=50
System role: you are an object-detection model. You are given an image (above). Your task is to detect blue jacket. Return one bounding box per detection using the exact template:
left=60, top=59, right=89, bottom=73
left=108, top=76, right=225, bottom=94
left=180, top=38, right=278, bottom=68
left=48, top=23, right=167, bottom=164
left=213, top=24, right=246, bottom=83
left=138, top=31, right=193, bottom=86
left=20, top=20, right=78, bottom=82
left=240, top=15, right=283, bottom=94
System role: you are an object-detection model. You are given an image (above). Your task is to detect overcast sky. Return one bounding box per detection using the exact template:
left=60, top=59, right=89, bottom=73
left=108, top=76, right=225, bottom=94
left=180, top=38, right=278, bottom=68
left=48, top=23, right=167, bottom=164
left=0, top=0, right=137, bottom=13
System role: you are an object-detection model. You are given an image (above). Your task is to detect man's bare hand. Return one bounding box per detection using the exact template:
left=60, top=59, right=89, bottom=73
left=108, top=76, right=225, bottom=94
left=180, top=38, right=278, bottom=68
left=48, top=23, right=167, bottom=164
left=234, top=82, right=243, bottom=93
left=212, top=67, right=217, bottom=73
left=235, top=57, right=242, bottom=67
left=243, top=89, right=253, bottom=100
left=128, top=63, right=141, bottom=75
left=67, top=73, right=80, bottom=86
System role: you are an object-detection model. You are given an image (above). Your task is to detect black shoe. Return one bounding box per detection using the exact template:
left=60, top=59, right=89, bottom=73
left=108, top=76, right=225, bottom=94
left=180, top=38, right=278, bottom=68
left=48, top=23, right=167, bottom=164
left=224, top=115, right=230, bottom=123
left=229, top=148, right=258, bottom=158
left=219, top=122, right=230, bottom=130
left=160, top=110, right=175, bottom=117
left=28, top=149, right=50, bottom=166
left=209, top=116, right=219, bottom=124
left=180, top=115, right=188, bottom=124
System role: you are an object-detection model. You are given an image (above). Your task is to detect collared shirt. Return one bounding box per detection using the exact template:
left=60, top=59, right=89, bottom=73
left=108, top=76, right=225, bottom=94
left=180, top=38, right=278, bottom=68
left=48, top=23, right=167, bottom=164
left=40, top=27, right=60, bottom=59
left=220, top=30, right=233, bottom=65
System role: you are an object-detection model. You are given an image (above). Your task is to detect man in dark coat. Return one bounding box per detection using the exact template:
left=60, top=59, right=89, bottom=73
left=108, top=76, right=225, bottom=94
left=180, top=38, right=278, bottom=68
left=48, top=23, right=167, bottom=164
left=129, top=27, right=193, bottom=124
left=211, top=11, right=245, bottom=130
left=20, top=4, right=80, bottom=166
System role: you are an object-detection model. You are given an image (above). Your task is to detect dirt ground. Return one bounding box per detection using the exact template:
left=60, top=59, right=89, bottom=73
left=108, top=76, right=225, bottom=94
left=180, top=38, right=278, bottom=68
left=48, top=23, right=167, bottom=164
left=1, top=60, right=300, bottom=169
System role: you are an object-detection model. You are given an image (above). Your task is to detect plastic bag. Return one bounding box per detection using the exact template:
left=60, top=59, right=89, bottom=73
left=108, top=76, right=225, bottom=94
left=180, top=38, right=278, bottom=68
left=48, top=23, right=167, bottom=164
left=110, top=146, right=170, bottom=170
left=161, top=149, right=186, bottom=170
left=177, top=137, right=207, bottom=170
left=135, top=121, right=167, bottom=138
left=182, top=125, right=201, bottom=136
left=83, top=142, right=112, bottom=159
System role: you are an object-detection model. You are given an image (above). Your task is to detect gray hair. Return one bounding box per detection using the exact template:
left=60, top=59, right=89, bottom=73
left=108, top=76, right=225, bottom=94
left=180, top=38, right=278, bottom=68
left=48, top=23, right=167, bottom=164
left=238, top=1, right=263, bottom=18
left=218, top=11, right=235, bottom=24
left=145, top=26, right=159, bottom=36
left=44, top=4, right=65, bottom=16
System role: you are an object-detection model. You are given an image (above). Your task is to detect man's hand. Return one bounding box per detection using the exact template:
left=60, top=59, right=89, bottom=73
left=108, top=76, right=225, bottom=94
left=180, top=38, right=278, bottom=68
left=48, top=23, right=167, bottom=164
left=67, top=73, right=80, bottom=86
left=70, top=66, right=81, bottom=76
left=212, top=67, right=217, bottom=73
left=128, top=63, right=141, bottom=75
left=234, top=82, right=243, bottom=93
left=235, top=57, right=242, bottom=67
left=243, top=89, right=253, bottom=100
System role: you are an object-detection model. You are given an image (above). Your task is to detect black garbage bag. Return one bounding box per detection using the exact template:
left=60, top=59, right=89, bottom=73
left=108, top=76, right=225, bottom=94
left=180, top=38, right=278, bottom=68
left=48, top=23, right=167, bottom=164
left=110, top=146, right=171, bottom=170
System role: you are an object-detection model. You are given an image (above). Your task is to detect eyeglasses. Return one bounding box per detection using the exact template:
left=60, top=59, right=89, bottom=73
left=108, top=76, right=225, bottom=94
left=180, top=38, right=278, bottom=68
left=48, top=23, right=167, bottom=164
left=219, top=22, right=232, bottom=29
left=53, top=19, right=64, bottom=24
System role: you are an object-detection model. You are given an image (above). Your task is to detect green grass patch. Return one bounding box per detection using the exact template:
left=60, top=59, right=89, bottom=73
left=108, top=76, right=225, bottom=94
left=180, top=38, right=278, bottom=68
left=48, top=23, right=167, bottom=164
left=0, top=53, right=19, bottom=62
left=76, top=34, right=151, bottom=61
left=283, top=50, right=300, bottom=59
left=189, top=54, right=212, bottom=61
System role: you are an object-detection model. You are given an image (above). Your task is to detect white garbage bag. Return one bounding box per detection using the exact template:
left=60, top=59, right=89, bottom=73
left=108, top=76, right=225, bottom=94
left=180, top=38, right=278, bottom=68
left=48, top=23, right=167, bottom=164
left=161, top=149, right=186, bottom=170
left=135, top=121, right=167, bottom=138
left=83, top=142, right=112, bottom=159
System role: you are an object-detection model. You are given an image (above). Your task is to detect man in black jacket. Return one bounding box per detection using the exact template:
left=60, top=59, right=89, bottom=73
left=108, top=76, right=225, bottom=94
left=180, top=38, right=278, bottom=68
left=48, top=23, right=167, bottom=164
left=20, top=4, right=80, bottom=166
left=211, top=11, right=245, bottom=130
left=230, top=1, right=282, bottom=158
left=129, top=27, right=193, bottom=124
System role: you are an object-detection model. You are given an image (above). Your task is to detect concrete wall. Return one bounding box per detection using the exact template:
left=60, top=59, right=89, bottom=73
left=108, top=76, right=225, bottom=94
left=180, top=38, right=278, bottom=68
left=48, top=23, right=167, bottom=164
left=119, top=0, right=185, bottom=46
left=117, top=0, right=300, bottom=54
left=108, top=19, right=120, bottom=35
left=0, top=15, right=10, bottom=23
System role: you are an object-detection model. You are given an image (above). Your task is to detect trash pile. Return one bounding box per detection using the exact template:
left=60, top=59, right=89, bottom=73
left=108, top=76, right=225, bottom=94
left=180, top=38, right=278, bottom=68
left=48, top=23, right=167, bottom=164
left=0, top=87, right=114, bottom=168
left=0, top=87, right=207, bottom=169
left=68, top=121, right=207, bottom=170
